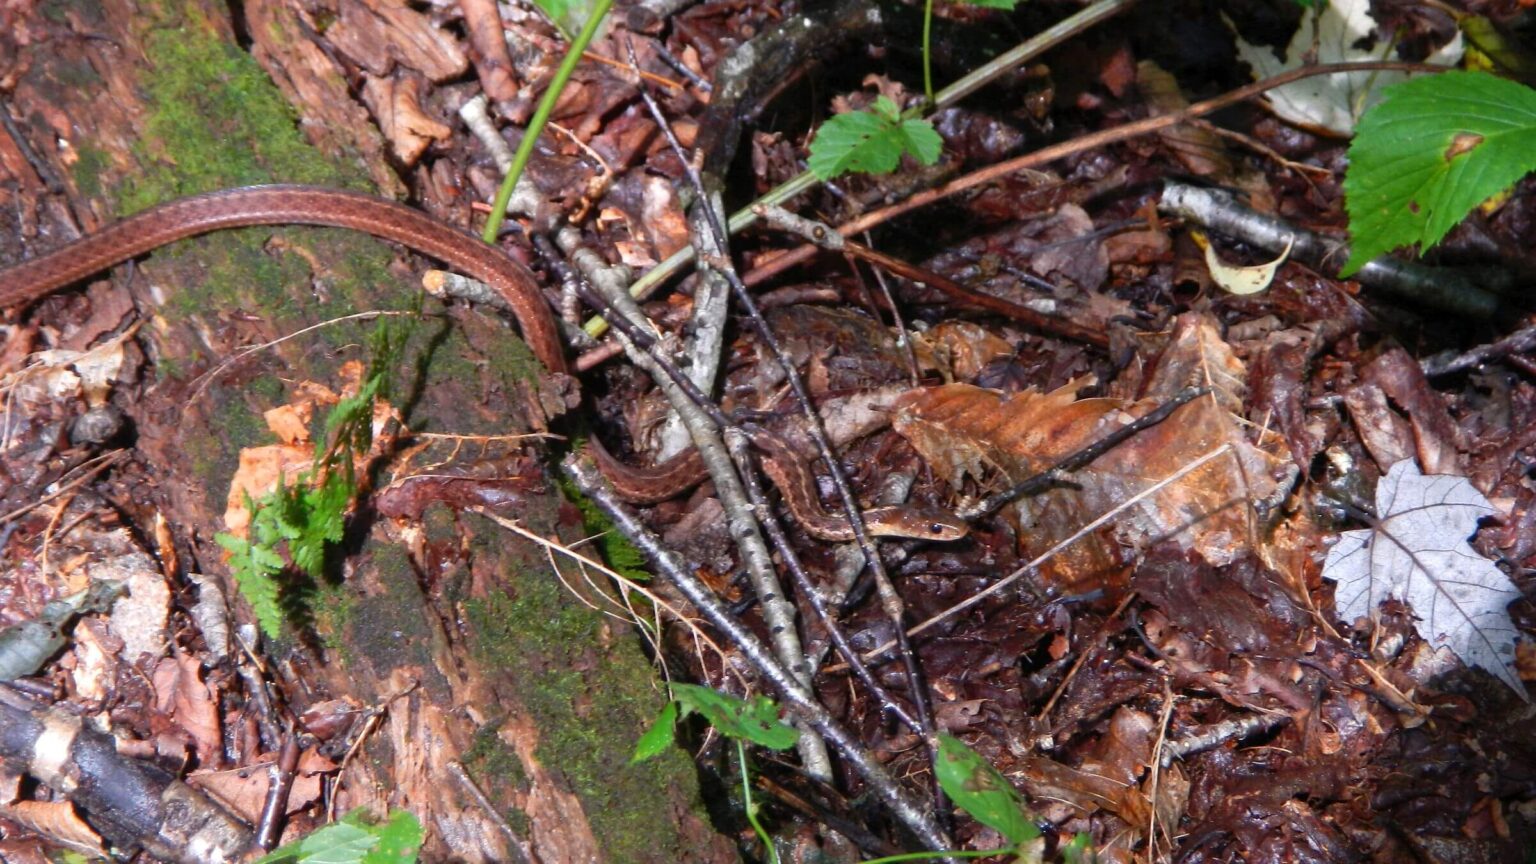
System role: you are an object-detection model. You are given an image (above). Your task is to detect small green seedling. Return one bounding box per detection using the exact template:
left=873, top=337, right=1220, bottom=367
left=807, top=96, right=944, bottom=181
left=636, top=690, right=1075, bottom=862
left=635, top=684, right=799, bottom=863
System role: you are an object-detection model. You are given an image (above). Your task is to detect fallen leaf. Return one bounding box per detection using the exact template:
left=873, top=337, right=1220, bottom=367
left=896, top=315, right=1291, bottom=591
left=1228, top=0, right=1463, bottom=135
left=1193, top=229, right=1293, bottom=295
left=1324, top=459, right=1527, bottom=700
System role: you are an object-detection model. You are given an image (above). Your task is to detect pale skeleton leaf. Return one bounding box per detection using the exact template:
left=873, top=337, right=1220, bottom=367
left=1228, top=0, right=1462, bottom=135
left=1324, top=459, right=1527, bottom=699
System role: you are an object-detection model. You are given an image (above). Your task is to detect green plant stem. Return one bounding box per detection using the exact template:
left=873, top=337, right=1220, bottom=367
left=481, top=0, right=614, bottom=244
left=580, top=0, right=1132, bottom=338
left=738, top=740, right=779, bottom=864
left=922, top=0, right=936, bottom=105
left=862, top=849, right=1014, bottom=863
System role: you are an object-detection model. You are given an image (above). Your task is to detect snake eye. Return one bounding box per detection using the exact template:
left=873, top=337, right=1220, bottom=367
left=928, top=522, right=946, bottom=535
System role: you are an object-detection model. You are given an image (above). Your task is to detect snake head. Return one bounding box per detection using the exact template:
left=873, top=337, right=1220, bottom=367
left=885, top=507, right=970, bottom=542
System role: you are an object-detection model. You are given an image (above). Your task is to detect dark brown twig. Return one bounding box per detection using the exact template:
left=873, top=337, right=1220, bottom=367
left=562, top=457, right=956, bottom=854
left=632, top=56, right=955, bottom=832
left=251, top=735, right=301, bottom=852
left=742, top=61, right=1448, bottom=289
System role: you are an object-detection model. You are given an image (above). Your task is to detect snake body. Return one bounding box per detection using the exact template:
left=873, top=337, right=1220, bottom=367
left=0, top=186, right=966, bottom=542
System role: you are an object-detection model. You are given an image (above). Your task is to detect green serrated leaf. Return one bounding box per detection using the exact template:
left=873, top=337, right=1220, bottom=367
left=250, top=544, right=286, bottom=574
left=935, top=734, right=1038, bottom=846
left=670, top=684, right=800, bottom=750
left=256, top=839, right=301, bottom=864
left=254, top=820, right=377, bottom=864
left=1343, top=71, right=1536, bottom=275
left=296, top=821, right=378, bottom=864
left=808, top=97, right=943, bottom=180
left=215, top=531, right=250, bottom=557
left=239, top=566, right=285, bottom=639
left=894, top=118, right=943, bottom=166
left=632, top=699, right=680, bottom=763
left=361, top=810, right=422, bottom=864
left=869, top=95, right=902, bottom=123
left=219, top=527, right=287, bottom=640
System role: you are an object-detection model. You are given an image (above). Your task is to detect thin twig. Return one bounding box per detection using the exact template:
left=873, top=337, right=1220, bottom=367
left=473, top=508, right=744, bottom=691
left=449, top=761, right=535, bottom=864
left=188, top=310, right=426, bottom=404
left=0, top=449, right=126, bottom=527
left=570, top=220, right=835, bottom=778
left=561, top=456, right=956, bottom=856
left=740, top=61, right=1445, bottom=291
left=961, top=386, right=1207, bottom=521
left=631, top=56, right=951, bottom=812
left=592, top=0, right=1141, bottom=334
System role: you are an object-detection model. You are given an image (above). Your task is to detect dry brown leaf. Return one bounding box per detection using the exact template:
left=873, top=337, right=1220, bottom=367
left=1100, top=315, right=1290, bottom=565
left=916, top=321, right=1016, bottom=381
left=4, top=325, right=136, bottom=408
left=264, top=401, right=315, bottom=447
left=893, top=378, right=1125, bottom=590
left=223, top=365, right=397, bottom=536
left=152, top=652, right=223, bottom=768
left=190, top=748, right=338, bottom=823
left=641, top=175, right=691, bottom=261
left=362, top=74, right=453, bottom=166
left=328, top=0, right=467, bottom=81
left=1342, top=383, right=1415, bottom=469
left=1138, top=60, right=1233, bottom=179
left=1077, top=706, right=1157, bottom=827
left=0, top=799, right=103, bottom=857
left=1018, top=753, right=1126, bottom=815
left=222, top=442, right=315, bottom=537
left=894, top=314, right=1292, bottom=591
left=1025, top=204, right=1108, bottom=291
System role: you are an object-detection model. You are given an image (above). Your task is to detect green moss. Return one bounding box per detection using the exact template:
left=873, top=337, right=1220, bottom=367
left=311, top=578, right=357, bottom=658
left=338, top=544, right=437, bottom=688
left=106, top=3, right=394, bottom=336
left=97, top=1, right=421, bottom=509
left=119, top=16, right=362, bottom=211
left=245, top=374, right=286, bottom=405
left=55, top=56, right=104, bottom=92
left=463, top=540, right=702, bottom=863
left=461, top=722, right=531, bottom=830
left=72, top=143, right=110, bottom=200
left=481, top=327, right=545, bottom=385
left=184, top=389, right=274, bottom=509
left=39, top=1, right=71, bottom=26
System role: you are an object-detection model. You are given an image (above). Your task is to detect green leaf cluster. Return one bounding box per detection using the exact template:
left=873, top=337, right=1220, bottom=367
left=633, top=688, right=1080, bottom=862
left=1343, top=70, right=1536, bottom=274
left=257, top=808, right=422, bottom=864
left=808, top=96, right=943, bottom=181
left=632, top=683, right=800, bottom=762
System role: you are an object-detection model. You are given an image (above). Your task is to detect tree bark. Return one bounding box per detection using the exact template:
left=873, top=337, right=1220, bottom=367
left=1, top=0, right=733, bottom=860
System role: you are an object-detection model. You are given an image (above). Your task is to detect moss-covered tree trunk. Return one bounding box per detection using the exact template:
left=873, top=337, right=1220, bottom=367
left=2, top=0, right=733, bottom=860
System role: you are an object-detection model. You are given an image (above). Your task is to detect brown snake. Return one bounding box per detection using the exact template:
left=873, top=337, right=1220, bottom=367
left=0, top=185, right=967, bottom=542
